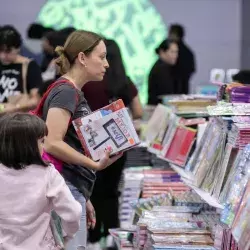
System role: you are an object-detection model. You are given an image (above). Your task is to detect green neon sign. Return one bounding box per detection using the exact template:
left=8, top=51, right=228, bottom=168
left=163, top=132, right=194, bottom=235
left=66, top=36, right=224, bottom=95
left=37, top=0, right=166, bottom=103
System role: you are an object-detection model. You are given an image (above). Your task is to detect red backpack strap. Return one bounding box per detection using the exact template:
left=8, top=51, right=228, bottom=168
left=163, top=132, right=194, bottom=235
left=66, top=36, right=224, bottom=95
left=32, top=79, right=79, bottom=120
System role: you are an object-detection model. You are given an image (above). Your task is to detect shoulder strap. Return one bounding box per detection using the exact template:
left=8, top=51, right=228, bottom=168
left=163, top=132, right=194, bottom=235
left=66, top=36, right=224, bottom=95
left=22, top=59, right=31, bottom=94
left=32, top=79, right=79, bottom=120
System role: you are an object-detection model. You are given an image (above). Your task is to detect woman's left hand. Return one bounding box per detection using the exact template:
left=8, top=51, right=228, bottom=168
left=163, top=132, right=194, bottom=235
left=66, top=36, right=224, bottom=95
left=86, top=200, right=96, bottom=229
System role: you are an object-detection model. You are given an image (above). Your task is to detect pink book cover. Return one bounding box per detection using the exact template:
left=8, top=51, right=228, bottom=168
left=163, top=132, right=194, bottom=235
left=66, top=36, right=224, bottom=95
left=164, top=126, right=196, bottom=167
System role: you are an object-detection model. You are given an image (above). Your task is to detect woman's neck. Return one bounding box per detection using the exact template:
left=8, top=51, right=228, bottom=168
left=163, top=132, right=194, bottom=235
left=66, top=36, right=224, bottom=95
left=63, top=67, right=88, bottom=90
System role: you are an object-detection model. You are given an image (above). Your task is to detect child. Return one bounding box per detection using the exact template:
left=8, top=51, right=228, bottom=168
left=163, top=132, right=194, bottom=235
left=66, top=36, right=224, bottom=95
left=0, top=113, right=82, bottom=250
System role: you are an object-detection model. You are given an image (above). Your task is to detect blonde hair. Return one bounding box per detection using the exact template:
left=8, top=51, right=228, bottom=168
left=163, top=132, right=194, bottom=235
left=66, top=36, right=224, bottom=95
left=55, top=30, right=102, bottom=75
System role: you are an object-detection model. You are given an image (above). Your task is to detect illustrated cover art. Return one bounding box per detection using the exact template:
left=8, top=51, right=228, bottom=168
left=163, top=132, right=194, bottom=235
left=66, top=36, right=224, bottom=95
left=73, top=100, right=140, bottom=161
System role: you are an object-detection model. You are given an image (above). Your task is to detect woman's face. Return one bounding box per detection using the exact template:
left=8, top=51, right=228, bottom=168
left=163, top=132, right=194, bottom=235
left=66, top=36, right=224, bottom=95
left=160, top=43, right=179, bottom=65
left=83, top=40, right=109, bottom=81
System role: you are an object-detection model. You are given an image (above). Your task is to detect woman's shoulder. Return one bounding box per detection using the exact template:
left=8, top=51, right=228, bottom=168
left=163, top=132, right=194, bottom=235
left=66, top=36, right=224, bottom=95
left=48, top=79, right=78, bottom=97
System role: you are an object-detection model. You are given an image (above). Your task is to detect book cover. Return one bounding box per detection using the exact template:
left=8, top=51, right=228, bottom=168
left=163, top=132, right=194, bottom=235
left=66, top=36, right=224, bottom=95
left=73, top=100, right=140, bottom=161
left=164, top=126, right=197, bottom=167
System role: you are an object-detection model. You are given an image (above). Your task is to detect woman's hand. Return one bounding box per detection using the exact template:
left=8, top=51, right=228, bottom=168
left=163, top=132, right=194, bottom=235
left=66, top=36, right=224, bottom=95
left=86, top=200, right=96, bottom=229
left=96, top=150, right=123, bottom=171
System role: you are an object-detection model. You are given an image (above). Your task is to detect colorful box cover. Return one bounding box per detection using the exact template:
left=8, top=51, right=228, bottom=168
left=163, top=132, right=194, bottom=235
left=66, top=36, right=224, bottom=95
left=73, top=99, right=140, bottom=161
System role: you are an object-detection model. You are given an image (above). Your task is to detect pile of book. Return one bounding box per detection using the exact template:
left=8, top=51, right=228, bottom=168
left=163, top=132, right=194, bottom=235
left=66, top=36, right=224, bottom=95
left=217, top=82, right=244, bottom=102
left=134, top=204, right=219, bottom=249
left=119, top=166, right=151, bottom=228
left=217, top=82, right=250, bottom=103
left=141, top=169, right=190, bottom=198
left=168, top=99, right=216, bottom=116
left=127, top=190, right=219, bottom=249
left=124, top=145, right=151, bottom=168
left=207, top=102, right=250, bottom=116
left=109, top=228, right=135, bottom=250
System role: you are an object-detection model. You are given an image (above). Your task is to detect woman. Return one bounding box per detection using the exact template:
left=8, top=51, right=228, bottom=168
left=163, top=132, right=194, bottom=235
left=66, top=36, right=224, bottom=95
left=147, top=39, right=179, bottom=105
left=0, top=113, right=82, bottom=250
left=41, top=30, right=121, bottom=250
left=83, top=39, right=143, bottom=250
left=0, top=25, right=42, bottom=112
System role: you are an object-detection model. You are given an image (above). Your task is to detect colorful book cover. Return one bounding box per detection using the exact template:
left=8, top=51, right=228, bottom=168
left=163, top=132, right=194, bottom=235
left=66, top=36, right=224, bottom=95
left=73, top=99, right=140, bottom=161
left=164, top=126, right=197, bottom=167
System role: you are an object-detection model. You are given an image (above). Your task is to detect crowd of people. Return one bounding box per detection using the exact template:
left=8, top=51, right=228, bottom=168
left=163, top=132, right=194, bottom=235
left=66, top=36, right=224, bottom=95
left=0, top=22, right=197, bottom=250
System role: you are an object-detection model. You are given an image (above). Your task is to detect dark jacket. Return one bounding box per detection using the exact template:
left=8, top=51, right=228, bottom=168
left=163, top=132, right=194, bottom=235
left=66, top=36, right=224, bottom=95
left=148, top=59, right=175, bottom=105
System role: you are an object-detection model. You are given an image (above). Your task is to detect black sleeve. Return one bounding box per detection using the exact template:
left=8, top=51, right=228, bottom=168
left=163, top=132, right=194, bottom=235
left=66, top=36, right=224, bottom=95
left=148, top=67, right=159, bottom=105
left=190, top=52, right=196, bottom=74
left=48, top=85, right=78, bottom=116
left=26, top=60, right=43, bottom=93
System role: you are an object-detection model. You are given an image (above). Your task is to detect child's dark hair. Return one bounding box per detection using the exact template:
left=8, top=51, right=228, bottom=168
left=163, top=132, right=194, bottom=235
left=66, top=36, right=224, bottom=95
left=0, top=113, right=48, bottom=170
left=0, top=25, right=22, bottom=51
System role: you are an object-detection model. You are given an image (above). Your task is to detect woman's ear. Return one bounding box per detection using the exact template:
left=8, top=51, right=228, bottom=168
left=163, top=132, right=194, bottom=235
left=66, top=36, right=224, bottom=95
left=77, top=52, right=87, bottom=67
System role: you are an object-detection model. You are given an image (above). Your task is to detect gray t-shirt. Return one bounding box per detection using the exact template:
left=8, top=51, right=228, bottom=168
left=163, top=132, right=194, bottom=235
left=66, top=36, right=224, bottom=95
left=42, top=82, right=95, bottom=200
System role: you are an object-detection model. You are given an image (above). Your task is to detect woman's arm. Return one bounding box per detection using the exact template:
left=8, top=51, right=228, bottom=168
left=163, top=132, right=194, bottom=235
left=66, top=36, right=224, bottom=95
left=44, top=107, right=121, bottom=171
left=130, top=95, right=143, bottom=119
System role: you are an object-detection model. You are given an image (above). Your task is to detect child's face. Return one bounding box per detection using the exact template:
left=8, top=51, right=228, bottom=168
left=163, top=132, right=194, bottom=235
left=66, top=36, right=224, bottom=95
left=38, top=138, right=45, bottom=156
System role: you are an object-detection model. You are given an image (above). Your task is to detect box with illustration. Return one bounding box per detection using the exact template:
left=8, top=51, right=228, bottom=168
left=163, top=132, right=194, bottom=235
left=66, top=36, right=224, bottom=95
left=73, top=99, right=140, bottom=161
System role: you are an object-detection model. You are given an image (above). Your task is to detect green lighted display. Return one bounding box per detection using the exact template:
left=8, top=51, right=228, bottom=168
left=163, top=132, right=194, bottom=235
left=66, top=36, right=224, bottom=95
left=37, top=0, right=166, bottom=103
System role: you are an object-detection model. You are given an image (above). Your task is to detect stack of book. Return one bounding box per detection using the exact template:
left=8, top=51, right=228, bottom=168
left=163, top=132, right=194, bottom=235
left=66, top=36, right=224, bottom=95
left=134, top=204, right=218, bottom=250
left=141, top=169, right=190, bottom=198
left=168, top=99, right=216, bottom=116
left=124, top=145, right=151, bottom=168
left=230, top=85, right=250, bottom=103
left=109, top=228, right=135, bottom=250
left=119, top=166, right=151, bottom=228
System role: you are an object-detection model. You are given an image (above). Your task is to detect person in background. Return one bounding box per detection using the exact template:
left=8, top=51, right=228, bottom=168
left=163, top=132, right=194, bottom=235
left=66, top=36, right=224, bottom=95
left=232, top=70, right=250, bottom=85
left=168, top=24, right=196, bottom=94
left=148, top=39, right=178, bottom=105
left=41, top=30, right=58, bottom=73
left=0, top=25, right=42, bottom=112
left=0, top=113, right=82, bottom=250
left=21, top=23, right=54, bottom=65
left=40, top=27, right=76, bottom=84
left=83, top=39, right=143, bottom=250
left=41, top=30, right=121, bottom=250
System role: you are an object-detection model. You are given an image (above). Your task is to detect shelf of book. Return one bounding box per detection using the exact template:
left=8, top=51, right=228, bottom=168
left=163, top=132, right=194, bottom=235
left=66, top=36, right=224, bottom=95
left=168, top=162, right=194, bottom=181
left=149, top=153, right=225, bottom=209
left=167, top=164, right=224, bottom=209
left=158, top=155, right=224, bottom=209
left=182, top=179, right=224, bottom=210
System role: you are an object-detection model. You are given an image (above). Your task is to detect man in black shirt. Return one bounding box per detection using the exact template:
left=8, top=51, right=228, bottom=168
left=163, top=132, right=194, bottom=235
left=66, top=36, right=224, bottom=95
left=0, top=25, right=42, bottom=112
left=168, top=24, right=196, bottom=94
